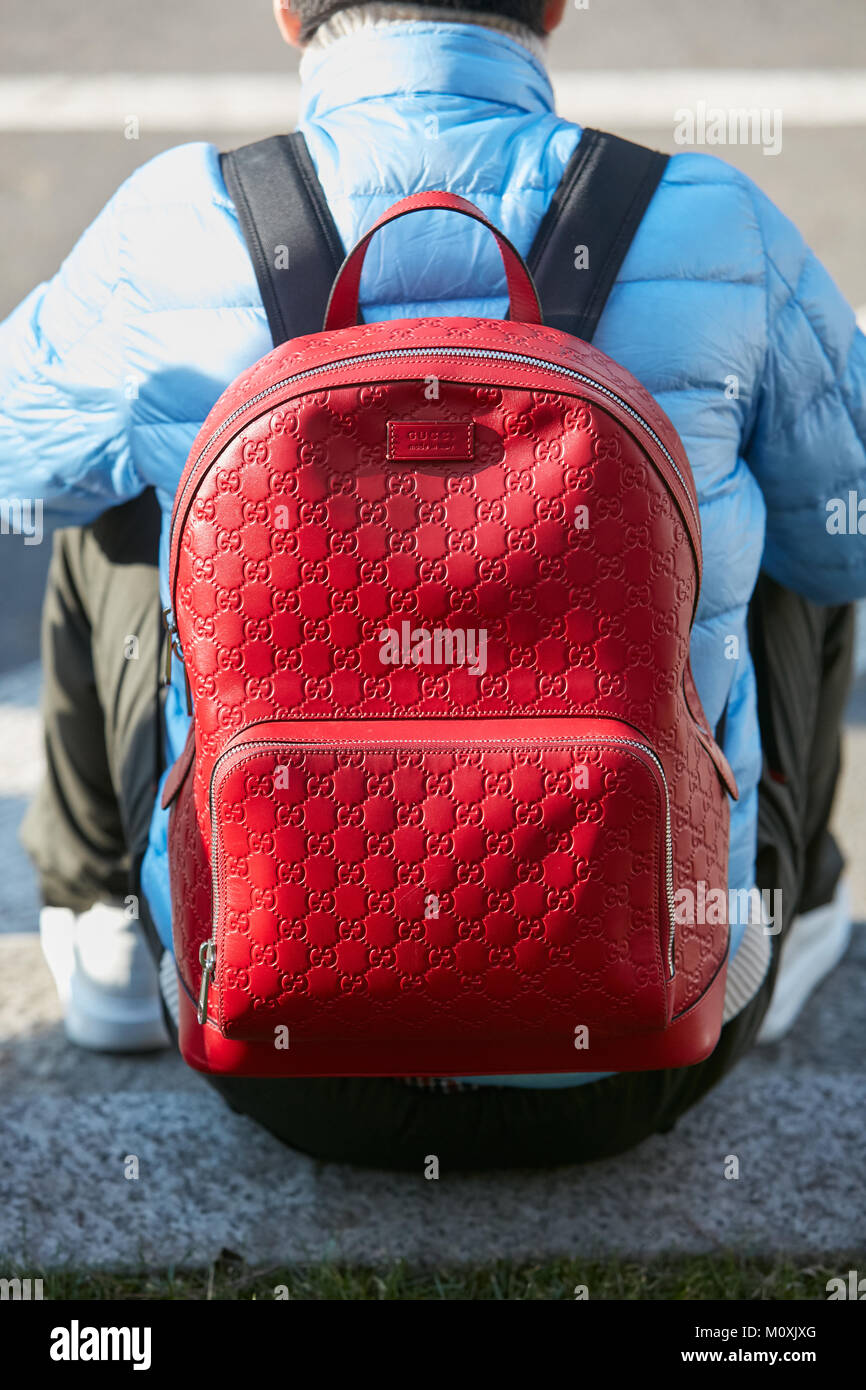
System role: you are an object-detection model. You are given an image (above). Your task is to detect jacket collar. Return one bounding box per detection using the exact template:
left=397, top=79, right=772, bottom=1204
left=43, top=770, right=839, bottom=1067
left=298, top=19, right=556, bottom=121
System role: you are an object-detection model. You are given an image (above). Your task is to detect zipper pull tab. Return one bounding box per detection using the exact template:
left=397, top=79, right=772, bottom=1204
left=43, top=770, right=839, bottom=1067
left=197, top=937, right=216, bottom=1025
left=162, top=608, right=174, bottom=685
left=162, top=607, right=186, bottom=690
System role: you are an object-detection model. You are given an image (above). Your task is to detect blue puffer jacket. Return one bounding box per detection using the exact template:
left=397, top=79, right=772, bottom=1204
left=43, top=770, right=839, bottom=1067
left=2, top=22, right=865, bottom=1085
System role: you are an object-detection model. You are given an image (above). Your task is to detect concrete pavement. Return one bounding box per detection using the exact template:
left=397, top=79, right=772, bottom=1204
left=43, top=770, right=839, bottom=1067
left=0, top=654, right=863, bottom=1268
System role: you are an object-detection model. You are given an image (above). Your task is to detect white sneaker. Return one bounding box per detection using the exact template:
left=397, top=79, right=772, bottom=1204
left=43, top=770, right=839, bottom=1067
left=39, top=901, right=170, bottom=1052
left=757, top=878, right=853, bottom=1044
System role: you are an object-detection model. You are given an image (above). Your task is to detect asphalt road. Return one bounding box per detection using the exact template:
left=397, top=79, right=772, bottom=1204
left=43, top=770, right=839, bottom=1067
left=1, top=3, right=865, bottom=671
left=2, top=0, right=864, bottom=71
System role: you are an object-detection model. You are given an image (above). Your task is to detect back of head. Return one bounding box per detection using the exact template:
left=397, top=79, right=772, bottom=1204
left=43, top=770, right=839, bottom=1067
left=290, top=0, right=550, bottom=44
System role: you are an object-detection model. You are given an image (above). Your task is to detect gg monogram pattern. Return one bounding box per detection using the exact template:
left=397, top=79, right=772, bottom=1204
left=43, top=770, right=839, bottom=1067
left=211, top=731, right=670, bottom=1044
left=167, top=315, right=732, bottom=1074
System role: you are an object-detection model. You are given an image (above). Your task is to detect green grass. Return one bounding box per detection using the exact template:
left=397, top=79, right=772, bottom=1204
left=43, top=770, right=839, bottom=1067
left=4, top=1254, right=858, bottom=1300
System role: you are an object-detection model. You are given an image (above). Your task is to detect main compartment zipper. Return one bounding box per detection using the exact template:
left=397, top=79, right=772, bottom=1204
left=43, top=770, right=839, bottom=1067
left=195, top=731, right=677, bottom=1026
left=168, top=344, right=700, bottom=631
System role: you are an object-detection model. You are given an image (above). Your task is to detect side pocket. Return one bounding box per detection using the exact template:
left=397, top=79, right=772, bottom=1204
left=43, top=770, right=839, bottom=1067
left=161, top=721, right=195, bottom=810
left=683, top=662, right=739, bottom=801
left=166, top=730, right=213, bottom=1009
left=694, top=724, right=739, bottom=802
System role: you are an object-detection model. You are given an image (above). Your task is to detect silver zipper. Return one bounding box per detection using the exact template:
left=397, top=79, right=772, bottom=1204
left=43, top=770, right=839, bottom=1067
left=202, top=730, right=677, bottom=1026
left=167, top=343, right=698, bottom=629
left=197, top=936, right=215, bottom=1024
left=161, top=606, right=184, bottom=684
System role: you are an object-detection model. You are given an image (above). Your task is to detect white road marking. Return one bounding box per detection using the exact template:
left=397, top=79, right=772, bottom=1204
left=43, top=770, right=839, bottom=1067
left=0, top=70, right=865, bottom=132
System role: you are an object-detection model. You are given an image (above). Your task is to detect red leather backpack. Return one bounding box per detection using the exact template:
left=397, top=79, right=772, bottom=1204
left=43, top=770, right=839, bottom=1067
left=162, top=130, right=737, bottom=1077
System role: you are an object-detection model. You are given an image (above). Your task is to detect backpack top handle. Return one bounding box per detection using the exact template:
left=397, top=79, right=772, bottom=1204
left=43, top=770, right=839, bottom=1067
left=324, top=190, right=543, bottom=332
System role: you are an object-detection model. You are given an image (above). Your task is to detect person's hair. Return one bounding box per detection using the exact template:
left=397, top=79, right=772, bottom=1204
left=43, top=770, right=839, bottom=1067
left=295, top=0, right=548, bottom=44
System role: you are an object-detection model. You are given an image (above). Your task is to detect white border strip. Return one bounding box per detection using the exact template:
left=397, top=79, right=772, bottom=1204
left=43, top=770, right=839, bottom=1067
left=0, top=69, right=865, bottom=132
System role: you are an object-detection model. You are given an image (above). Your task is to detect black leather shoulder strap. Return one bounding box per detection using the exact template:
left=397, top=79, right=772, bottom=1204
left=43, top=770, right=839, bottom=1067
left=220, top=132, right=345, bottom=346
left=527, top=128, right=669, bottom=342
left=222, top=127, right=667, bottom=348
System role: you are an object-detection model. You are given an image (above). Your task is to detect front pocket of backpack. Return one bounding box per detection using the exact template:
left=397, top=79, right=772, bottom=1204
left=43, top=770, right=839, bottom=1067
left=206, top=718, right=675, bottom=1042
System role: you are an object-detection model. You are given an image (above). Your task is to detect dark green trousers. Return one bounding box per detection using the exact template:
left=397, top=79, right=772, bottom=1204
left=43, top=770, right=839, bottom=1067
left=22, top=491, right=855, bottom=1170
left=20, top=491, right=163, bottom=911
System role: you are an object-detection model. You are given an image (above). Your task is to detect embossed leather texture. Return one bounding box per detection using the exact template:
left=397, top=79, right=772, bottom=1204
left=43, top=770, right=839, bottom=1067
left=212, top=721, right=672, bottom=1041
left=166, top=209, right=735, bottom=1077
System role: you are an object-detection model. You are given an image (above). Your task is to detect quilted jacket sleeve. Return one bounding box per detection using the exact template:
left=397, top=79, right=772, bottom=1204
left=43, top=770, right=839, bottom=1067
left=0, top=173, right=145, bottom=525
left=744, top=177, right=866, bottom=604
